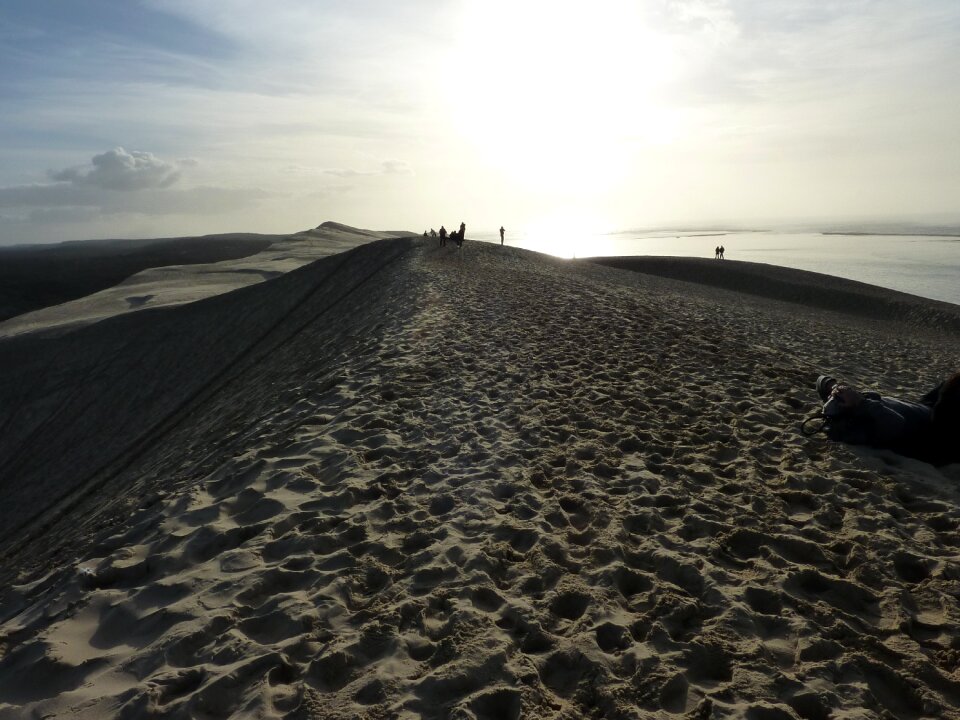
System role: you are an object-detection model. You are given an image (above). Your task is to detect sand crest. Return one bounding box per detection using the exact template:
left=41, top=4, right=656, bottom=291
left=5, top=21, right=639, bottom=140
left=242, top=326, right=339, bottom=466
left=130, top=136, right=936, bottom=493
left=2, top=237, right=960, bottom=719
left=0, top=222, right=412, bottom=339
left=589, top=256, right=960, bottom=334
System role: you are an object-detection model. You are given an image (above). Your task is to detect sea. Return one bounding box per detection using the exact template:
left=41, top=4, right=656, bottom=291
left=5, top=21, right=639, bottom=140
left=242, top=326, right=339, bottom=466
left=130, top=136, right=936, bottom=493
left=469, top=229, right=960, bottom=307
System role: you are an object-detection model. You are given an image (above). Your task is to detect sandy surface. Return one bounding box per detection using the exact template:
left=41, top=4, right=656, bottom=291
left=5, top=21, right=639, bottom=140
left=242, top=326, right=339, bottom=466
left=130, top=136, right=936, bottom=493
left=2, top=237, right=960, bottom=719
left=588, top=256, right=960, bottom=334
left=0, top=222, right=410, bottom=339
left=0, top=233, right=276, bottom=324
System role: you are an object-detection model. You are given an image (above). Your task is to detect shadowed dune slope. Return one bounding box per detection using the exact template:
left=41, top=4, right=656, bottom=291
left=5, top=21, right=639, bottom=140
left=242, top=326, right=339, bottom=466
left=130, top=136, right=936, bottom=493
left=0, top=237, right=415, bottom=546
left=0, top=234, right=280, bottom=323
left=0, top=222, right=417, bottom=340
left=588, top=256, right=960, bottom=331
left=2, top=238, right=960, bottom=719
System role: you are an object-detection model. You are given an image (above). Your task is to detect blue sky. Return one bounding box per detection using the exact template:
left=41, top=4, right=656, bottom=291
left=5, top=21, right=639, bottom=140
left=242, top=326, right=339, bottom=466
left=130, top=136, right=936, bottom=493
left=2, top=0, right=959, bottom=244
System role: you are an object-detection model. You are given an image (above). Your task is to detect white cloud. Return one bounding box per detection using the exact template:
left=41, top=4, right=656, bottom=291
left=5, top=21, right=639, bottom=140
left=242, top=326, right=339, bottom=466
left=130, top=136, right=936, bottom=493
left=0, top=148, right=268, bottom=218
left=50, top=147, right=181, bottom=191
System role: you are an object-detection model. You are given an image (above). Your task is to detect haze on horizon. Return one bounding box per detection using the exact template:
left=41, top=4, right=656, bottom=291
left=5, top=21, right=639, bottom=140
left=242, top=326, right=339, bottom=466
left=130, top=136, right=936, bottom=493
left=1, top=0, right=959, bottom=247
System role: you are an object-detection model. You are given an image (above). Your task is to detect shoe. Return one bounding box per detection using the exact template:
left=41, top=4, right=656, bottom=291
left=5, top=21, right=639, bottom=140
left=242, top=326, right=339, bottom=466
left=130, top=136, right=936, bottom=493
left=816, top=375, right=837, bottom=402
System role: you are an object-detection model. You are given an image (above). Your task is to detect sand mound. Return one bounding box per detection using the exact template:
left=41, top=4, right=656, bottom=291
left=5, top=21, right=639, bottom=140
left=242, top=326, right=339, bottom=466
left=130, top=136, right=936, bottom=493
left=589, top=256, right=960, bottom=333
left=0, top=223, right=415, bottom=340
left=0, top=233, right=278, bottom=324
left=2, top=239, right=960, bottom=719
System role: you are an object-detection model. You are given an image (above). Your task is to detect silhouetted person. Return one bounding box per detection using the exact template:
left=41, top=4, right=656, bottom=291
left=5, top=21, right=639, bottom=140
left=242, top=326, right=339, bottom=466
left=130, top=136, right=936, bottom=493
left=500, top=226, right=505, bottom=245
left=430, top=228, right=437, bottom=238
left=714, top=246, right=720, bottom=259
left=459, top=222, right=466, bottom=247
left=439, top=226, right=447, bottom=247
left=719, top=245, right=725, bottom=259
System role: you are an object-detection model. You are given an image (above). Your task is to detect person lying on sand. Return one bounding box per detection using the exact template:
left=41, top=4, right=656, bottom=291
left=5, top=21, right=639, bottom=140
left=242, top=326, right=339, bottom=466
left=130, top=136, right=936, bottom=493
left=813, top=373, right=960, bottom=465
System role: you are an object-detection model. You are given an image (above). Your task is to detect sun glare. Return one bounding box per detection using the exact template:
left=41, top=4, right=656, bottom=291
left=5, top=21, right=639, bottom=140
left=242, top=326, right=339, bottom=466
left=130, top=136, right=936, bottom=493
left=523, top=212, right=615, bottom=259
left=450, top=1, right=677, bottom=193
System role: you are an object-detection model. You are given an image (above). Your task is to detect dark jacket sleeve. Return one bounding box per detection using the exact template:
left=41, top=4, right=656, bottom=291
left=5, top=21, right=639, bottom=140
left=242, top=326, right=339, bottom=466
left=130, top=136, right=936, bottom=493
left=856, top=398, right=907, bottom=446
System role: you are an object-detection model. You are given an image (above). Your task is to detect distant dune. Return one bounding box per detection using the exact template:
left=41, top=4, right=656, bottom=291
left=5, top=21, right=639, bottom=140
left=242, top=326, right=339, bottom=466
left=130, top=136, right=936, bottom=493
left=1, top=234, right=960, bottom=718
left=0, top=222, right=417, bottom=339
left=0, top=233, right=279, bottom=323
left=588, top=255, right=960, bottom=332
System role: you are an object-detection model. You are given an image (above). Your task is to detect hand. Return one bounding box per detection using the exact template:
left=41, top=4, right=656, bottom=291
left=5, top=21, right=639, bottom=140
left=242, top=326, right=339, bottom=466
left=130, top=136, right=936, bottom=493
left=830, top=385, right=863, bottom=409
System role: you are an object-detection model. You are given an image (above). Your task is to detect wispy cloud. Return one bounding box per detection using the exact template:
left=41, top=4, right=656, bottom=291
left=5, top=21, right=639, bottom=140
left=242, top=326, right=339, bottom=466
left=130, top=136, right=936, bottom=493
left=286, top=160, right=415, bottom=178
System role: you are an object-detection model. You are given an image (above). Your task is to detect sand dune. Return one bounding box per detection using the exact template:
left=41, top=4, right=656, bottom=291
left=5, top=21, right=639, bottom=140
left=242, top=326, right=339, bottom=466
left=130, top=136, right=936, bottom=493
left=0, top=222, right=413, bottom=339
left=588, top=256, right=960, bottom=335
left=2, top=236, right=960, bottom=719
left=0, top=233, right=276, bottom=324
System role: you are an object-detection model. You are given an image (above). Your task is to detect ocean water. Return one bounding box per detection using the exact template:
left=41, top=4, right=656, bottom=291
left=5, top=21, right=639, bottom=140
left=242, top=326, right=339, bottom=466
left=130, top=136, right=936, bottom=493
left=469, top=230, right=960, bottom=307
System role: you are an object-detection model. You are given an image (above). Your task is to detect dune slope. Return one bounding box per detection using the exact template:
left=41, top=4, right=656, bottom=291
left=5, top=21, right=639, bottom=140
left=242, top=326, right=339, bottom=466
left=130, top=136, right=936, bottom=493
left=0, top=222, right=416, bottom=340
left=0, top=234, right=278, bottom=324
left=2, top=238, right=960, bottom=719
left=589, top=256, right=960, bottom=333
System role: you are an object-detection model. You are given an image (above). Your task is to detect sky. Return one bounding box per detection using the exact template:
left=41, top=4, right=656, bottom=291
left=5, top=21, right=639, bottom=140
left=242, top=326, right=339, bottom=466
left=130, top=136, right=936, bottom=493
left=1, top=0, right=959, bottom=245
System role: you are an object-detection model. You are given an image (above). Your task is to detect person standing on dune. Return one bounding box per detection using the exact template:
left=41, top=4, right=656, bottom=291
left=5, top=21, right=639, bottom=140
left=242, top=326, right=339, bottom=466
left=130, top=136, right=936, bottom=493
left=500, top=226, right=505, bottom=245
left=439, top=226, right=447, bottom=247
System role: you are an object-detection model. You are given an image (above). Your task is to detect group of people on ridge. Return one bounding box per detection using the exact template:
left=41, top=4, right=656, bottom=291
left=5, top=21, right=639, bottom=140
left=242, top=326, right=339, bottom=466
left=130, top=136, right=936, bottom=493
left=422, top=223, right=506, bottom=247
left=427, top=222, right=466, bottom=248
left=714, top=245, right=726, bottom=259
left=440, top=222, right=467, bottom=247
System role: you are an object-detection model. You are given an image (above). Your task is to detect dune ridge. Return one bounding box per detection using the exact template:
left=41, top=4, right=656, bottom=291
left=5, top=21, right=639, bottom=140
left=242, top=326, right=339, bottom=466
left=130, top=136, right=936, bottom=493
left=2, top=238, right=960, bottom=718
left=0, top=233, right=279, bottom=324
left=0, top=222, right=415, bottom=340
left=588, top=256, right=960, bottom=332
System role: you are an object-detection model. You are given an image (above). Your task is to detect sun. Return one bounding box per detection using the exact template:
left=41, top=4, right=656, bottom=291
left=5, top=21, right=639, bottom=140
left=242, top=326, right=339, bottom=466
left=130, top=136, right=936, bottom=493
left=523, top=211, right=615, bottom=259
left=448, top=1, right=678, bottom=194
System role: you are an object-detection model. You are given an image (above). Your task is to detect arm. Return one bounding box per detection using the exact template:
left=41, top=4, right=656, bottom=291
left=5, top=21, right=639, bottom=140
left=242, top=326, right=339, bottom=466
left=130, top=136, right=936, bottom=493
left=828, top=386, right=905, bottom=447
left=855, top=398, right=907, bottom=446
